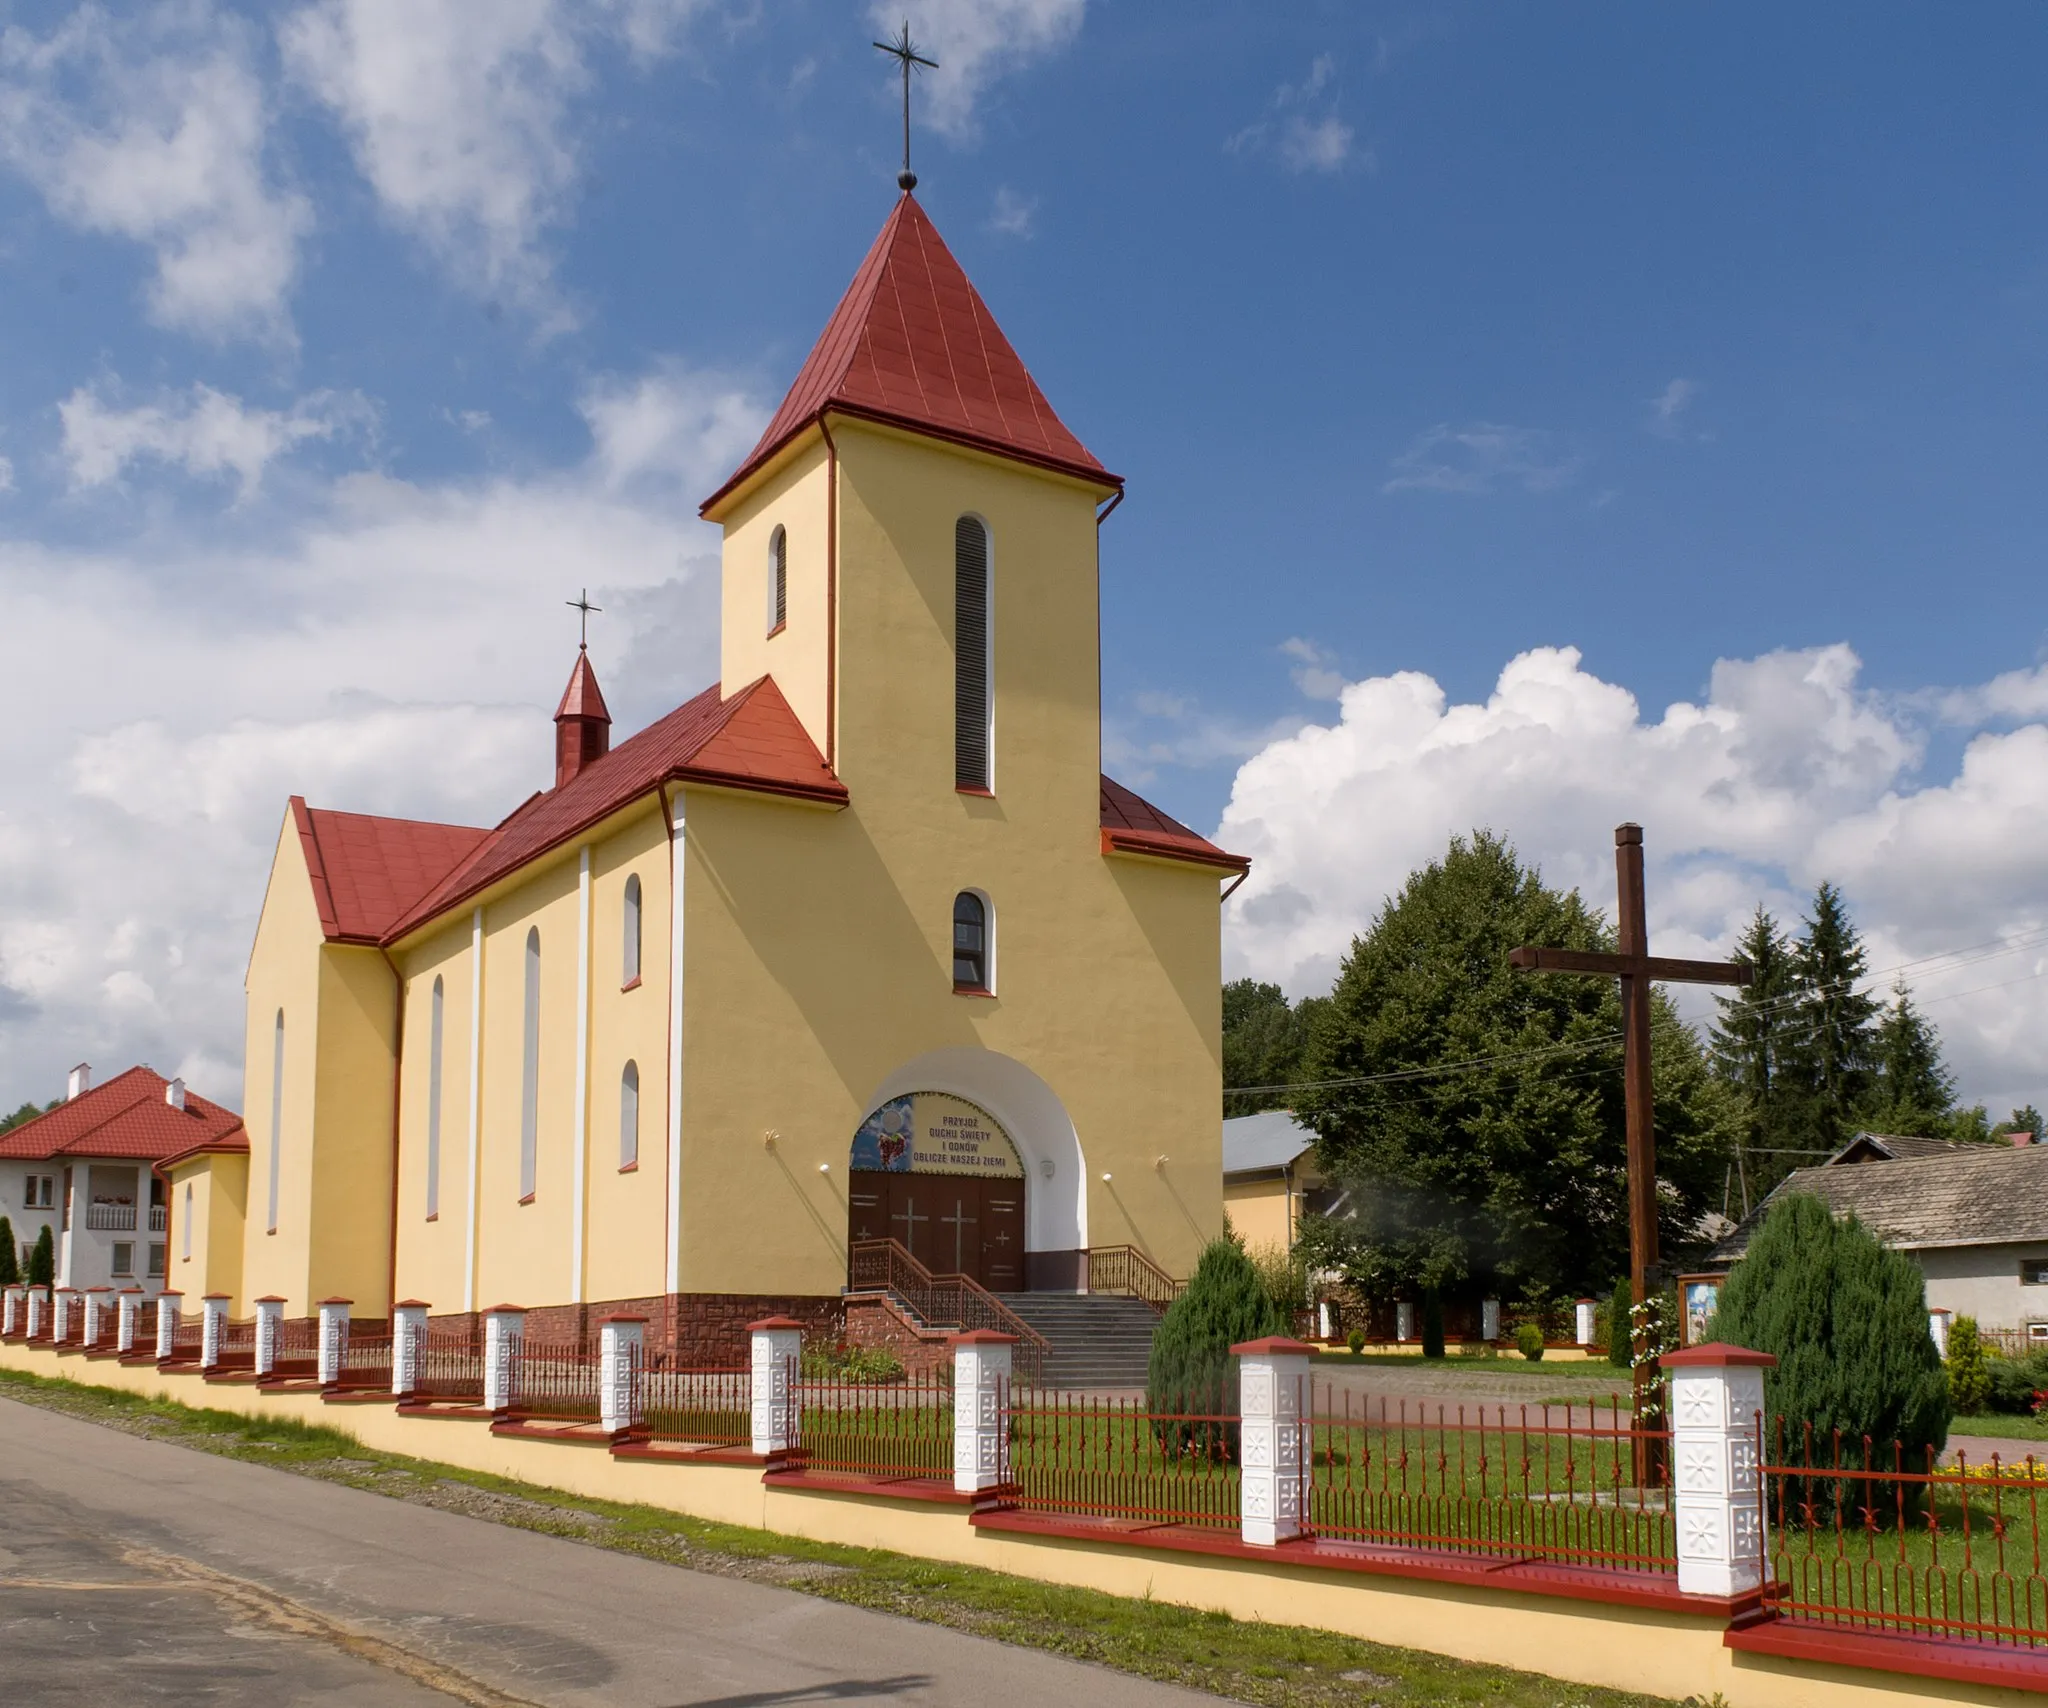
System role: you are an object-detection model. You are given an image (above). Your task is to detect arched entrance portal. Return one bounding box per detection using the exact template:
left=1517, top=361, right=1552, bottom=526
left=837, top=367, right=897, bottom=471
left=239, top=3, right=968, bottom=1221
left=848, top=1092, right=1025, bottom=1289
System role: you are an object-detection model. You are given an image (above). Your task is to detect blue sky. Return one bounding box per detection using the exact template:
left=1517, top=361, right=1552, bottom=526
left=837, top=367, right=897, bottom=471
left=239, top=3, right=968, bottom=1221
left=1, top=1, right=2045, bottom=1117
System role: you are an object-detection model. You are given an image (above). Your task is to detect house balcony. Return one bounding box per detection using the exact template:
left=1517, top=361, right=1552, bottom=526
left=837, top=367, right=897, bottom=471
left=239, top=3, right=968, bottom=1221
left=84, top=1204, right=137, bottom=1232
left=148, top=1206, right=167, bottom=1232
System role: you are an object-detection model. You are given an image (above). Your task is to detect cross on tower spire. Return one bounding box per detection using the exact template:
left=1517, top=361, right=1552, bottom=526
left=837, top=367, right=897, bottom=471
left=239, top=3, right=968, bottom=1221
left=874, top=21, right=937, bottom=192
left=566, top=588, right=601, bottom=651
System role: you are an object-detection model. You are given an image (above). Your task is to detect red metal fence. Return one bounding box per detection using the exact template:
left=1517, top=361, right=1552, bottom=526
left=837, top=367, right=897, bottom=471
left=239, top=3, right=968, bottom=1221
left=634, top=1352, right=750, bottom=1448
left=213, top=1318, right=257, bottom=1371
left=333, top=1334, right=394, bottom=1391
left=998, top=1384, right=1241, bottom=1529
left=508, top=1340, right=600, bottom=1423
left=1306, top=1390, right=1674, bottom=1571
left=791, top=1367, right=953, bottom=1478
left=268, top=1318, right=319, bottom=1381
left=411, top=1331, right=484, bottom=1403
left=1762, top=1422, right=2048, bottom=1648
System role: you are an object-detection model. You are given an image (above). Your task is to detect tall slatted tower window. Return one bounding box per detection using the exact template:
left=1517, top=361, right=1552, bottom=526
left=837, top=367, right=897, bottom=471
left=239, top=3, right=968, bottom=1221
left=519, top=927, right=541, bottom=1201
left=767, top=524, right=787, bottom=634
left=954, top=516, right=991, bottom=789
left=266, top=1008, right=284, bottom=1233
left=426, top=975, right=444, bottom=1219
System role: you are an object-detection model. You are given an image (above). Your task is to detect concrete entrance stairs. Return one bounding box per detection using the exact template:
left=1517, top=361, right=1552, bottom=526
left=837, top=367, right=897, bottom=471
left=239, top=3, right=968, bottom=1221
left=995, top=1292, right=1161, bottom=1389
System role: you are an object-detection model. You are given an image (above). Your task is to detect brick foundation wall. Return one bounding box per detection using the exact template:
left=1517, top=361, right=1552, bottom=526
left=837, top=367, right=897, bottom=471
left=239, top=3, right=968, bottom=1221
left=425, top=1293, right=843, bottom=1365
left=841, top=1294, right=954, bottom=1376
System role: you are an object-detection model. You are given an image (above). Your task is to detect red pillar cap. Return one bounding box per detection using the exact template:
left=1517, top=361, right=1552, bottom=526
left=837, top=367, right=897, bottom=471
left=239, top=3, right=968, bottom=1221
left=1230, top=1335, right=1318, bottom=1357
left=1660, top=1342, right=1778, bottom=1369
left=85, top=1285, right=112, bottom=1293
left=948, top=1329, right=1017, bottom=1346
left=200, top=1292, right=233, bottom=1300
left=747, top=1315, right=807, bottom=1332
left=483, top=1303, right=528, bottom=1315
left=254, top=1295, right=288, bottom=1304
left=315, top=1296, right=355, bottom=1306
left=393, top=1299, right=433, bottom=1310
left=598, top=1313, right=649, bottom=1325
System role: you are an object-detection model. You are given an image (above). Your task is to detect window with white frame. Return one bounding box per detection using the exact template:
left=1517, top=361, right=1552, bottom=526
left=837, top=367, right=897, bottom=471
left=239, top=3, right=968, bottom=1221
left=622, top=874, right=642, bottom=987
left=111, top=1242, right=133, bottom=1277
left=619, top=1060, right=639, bottom=1170
left=952, top=890, right=992, bottom=993
left=23, top=1174, right=54, bottom=1209
left=147, top=1244, right=166, bottom=1279
left=767, top=524, right=787, bottom=634
left=181, top=1183, right=193, bottom=1260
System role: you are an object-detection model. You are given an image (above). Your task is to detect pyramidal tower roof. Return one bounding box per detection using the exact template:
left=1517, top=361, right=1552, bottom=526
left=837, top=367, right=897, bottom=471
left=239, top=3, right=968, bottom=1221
left=702, top=193, right=1117, bottom=514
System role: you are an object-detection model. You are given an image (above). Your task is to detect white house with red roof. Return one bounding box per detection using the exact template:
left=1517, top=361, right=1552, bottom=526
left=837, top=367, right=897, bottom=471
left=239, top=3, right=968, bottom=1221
left=0, top=1064, right=245, bottom=1296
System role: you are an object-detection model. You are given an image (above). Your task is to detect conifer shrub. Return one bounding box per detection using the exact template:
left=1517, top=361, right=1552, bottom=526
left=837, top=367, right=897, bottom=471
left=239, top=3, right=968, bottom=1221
left=1421, top=1290, right=1445, bottom=1359
left=27, top=1226, right=53, bottom=1288
left=1985, top=1349, right=2048, bottom=1415
left=1514, top=1322, right=1546, bottom=1361
left=1607, top=1277, right=1632, bottom=1367
left=0, top=1215, right=17, bottom=1287
left=1346, top=1327, right=1366, bottom=1356
left=1712, top=1194, right=1950, bottom=1503
left=1147, top=1235, right=1286, bottom=1461
left=1944, top=1317, right=1990, bottom=1415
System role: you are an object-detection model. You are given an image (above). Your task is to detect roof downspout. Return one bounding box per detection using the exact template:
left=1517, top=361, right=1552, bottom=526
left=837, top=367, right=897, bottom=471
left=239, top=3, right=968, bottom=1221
left=1221, top=869, right=1249, bottom=904
left=379, top=948, right=406, bottom=1321
left=818, top=413, right=840, bottom=770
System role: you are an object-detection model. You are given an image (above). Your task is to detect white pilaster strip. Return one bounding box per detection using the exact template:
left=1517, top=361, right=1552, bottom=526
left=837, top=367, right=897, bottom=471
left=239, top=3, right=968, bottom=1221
left=570, top=845, right=593, bottom=1304
left=463, top=906, right=484, bottom=1314
left=664, top=801, right=686, bottom=1295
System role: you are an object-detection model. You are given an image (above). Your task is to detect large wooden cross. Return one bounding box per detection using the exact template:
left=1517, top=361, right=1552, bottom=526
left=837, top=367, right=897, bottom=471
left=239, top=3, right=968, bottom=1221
left=1509, top=824, right=1751, bottom=1321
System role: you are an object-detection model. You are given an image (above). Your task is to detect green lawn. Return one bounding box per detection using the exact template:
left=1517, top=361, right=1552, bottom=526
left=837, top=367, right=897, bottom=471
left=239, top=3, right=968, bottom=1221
left=1321, top=1351, right=1627, bottom=1376
left=1950, top=1412, right=2048, bottom=1445
left=0, top=1368, right=1684, bottom=1708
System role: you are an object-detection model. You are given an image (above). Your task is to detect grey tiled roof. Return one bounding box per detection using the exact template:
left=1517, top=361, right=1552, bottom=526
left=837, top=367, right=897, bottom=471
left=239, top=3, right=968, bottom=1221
left=1709, top=1144, right=2048, bottom=1264
left=1222, top=1110, right=1316, bottom=1177
left=1829, top=1132, right=1977, bottom=1164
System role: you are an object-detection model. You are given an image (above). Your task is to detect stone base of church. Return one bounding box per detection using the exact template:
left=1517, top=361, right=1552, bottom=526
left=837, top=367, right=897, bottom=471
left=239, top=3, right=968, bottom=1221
left=840, top=1293, right=955, bottom=1376
left=427, top=1294, right=844, bottom=1366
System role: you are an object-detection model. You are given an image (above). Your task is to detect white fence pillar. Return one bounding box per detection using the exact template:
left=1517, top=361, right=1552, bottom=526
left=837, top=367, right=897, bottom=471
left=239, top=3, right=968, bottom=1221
left=1481, top=1299, right=1501, bottom=1343
left=116, top=1288, right=142, bottom=1353
left=749, top=1315, right=804, bottom=1459
left=1395, top=1301, right=1415, bottom=1343
left=1928, top=1307, right=1951, bottom=1358
left=2, top=1285, right=19, bottom=1335
left=82, top=1288, right=110, bottom=1348
left=392, top=1301, right=430, bottom=1398
left=1665, top=1343, right=1775, bottom=1598
left=25, top=1287, right=47, bottom=1339
left=1235, top=1335, right=1313, bottom=1547
left=600, top=1315, right=646, bottom=1435
left=200, top=1294, right=230, bottom=1368
left=951, top=1330, right=1015, bottom=1495
left=316, top=1298, right=352, bottom=1386
left=253, top=1296, right=286, bottom=1376
left=1576, top=1297, right=1599, bottom=1347
left=52, top=1288, right=75, bottom=1343
left=483, top=1306, right=526, bottom=1413
left=155, top=1290, right=181, bottom=1359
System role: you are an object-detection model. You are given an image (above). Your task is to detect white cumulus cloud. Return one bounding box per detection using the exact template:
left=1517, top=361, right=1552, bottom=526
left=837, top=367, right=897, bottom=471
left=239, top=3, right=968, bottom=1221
left=1217, top=643, right=2048, bottom=1116
left=579, top=360, right=768, bottom=497
left=1383, top=422, right=1583, bottom=495
left=0, top=2, right=310, bottom=342
left=59, top=381, right=374, bottom=498
left=281, top=0, right=703, bottom=321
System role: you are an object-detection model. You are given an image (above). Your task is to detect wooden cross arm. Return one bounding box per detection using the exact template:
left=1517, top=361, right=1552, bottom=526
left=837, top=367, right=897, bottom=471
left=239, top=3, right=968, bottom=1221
left=1509, top=945, right=1752, bottom=986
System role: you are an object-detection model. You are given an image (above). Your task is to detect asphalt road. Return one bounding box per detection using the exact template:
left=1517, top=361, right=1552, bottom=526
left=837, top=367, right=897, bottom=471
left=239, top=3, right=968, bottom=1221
left=0, top=1397, right=1215, bottom=1707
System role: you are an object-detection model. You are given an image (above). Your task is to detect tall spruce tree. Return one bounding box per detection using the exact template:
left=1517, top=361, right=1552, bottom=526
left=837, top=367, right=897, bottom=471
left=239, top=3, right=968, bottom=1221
left=1864, top=980, right=1957, bottom=1138
left=1789, top=883, right=1880, bottom=1153
left=27, top=1225, right=53, bottom=1288
left=0, top=1216, right=17, bottom=1286
left=1295, top=832, right=1732, bottom=1301
left=1710, top=907, right=1801, bottom=1210
left=1996, top=1105, right=2045, bottom=1143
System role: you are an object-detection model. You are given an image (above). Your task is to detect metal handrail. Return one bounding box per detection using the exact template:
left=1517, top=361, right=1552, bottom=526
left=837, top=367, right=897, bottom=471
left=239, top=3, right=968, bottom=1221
left=847, top=1239, right=1049, bottom=1360
left=1086, top=1245, right=1186, bottom=1314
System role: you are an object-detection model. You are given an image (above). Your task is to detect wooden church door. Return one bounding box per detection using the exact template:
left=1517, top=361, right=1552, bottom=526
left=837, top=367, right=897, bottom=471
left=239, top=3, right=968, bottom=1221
left=980, top=1183, right=1024, bottom=1292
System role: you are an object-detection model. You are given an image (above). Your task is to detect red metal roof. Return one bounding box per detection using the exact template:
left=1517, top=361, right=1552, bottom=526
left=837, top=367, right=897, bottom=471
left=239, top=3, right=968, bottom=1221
left=291, top=800, right=492, bottom=946
left=0, top=1066, right=244, bottom=1164
left=703, top=193, right=1117, bottom=513
left=554, top=649, right=611, bottom=724
left=1099, top=775, right=1249, bottom=873
left=381, top=675, right=846, bottom=943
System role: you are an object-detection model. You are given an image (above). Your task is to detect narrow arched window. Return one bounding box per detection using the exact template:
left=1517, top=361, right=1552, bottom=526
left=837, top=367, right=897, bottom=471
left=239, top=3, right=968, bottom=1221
left=767, top=524, right=787, bottom=634
left=620, top=1060, right=640, bottom=1170
left=520, top=927, right=541, bottom=1201
left=954, top=516, right=990, bottom=790
left=181, top=1182, right=193, bottom=1260
left=426, top=976, right=444, bottom=1219
left=953, top=891, right=989, bottom=992
left=266, top=1009, right=284, bottom=1234
left=622, top=874, right=642, bottom=987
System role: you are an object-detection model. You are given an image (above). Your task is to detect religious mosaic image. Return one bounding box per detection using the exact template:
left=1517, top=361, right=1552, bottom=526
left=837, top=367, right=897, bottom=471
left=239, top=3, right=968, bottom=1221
left=849, top=1092, right=1023, bottom=1177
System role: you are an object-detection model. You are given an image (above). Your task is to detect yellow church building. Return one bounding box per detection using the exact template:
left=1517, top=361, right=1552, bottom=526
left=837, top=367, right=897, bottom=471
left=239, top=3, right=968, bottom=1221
left=167, top=192, right=1245, bottom=1359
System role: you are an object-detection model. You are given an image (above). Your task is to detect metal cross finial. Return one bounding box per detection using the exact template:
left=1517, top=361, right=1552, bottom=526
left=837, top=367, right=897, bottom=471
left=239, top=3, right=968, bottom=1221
left=873, top=20, right=937, bottom=192
left=567, top=588, right=601, bottom=650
